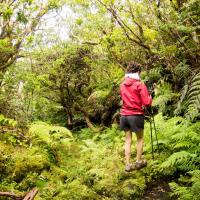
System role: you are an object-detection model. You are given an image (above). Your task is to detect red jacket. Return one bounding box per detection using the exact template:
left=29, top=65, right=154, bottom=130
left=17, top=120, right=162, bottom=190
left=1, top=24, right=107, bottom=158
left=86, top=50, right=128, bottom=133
left=120, top=77, right=152, bottom=115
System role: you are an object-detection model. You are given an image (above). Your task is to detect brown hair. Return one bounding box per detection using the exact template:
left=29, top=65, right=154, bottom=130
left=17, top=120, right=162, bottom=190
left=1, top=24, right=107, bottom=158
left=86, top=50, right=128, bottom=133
left=126, top=61, right=142, bottom=73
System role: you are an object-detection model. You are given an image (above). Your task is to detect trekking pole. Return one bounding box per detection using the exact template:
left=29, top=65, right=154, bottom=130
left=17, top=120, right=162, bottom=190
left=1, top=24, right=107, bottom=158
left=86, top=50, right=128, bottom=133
left=151, top=115, right=160, bottom=155
left=149, top=118, right=154, bottom=159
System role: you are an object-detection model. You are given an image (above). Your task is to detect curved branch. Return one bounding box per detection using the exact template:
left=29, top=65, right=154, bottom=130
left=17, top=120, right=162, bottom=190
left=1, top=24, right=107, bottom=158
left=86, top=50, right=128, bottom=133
left=96, top=0, right=151, bottom=51
left=0, top=192, right=22, bottom=200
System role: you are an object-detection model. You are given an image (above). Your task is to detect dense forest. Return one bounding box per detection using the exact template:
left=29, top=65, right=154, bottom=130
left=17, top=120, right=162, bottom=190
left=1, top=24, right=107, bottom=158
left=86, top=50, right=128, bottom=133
left=0, top=0, right=199, bottom=199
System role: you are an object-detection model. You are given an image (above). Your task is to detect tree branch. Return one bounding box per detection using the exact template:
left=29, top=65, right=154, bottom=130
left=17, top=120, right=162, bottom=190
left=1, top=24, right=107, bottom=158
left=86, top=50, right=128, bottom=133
left=96, top=0, right=151, bottom=51
left=127, top=0, right=144, bottom=37
left=0, top=192, right=22, bottom=200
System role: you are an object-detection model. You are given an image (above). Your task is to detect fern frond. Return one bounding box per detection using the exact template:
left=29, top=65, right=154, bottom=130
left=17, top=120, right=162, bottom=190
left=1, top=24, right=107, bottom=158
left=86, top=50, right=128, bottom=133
left=191, top=73, right=200, bottom=82
left=169, top=182, right=193, bottom=200
left=190, top=80, right=200, bottom=87
left=29, top=122, right=73, bottom=145
left=175, top=72, right=200, bottom=120
left=188, top=170, right=200, bottom=180
left=170, top=170, right=200, bottom=199
left=187, top=90, right=200, bottom=100
left=173, top=141, right=194, bottom=149
left=174, top=84, right=189, bottom=115
left=171, top=130, right=200, bottom=142
left=191, top=181, right=200, bottom=199
left=180, top=84, right=189, bottom=102
left=160, top=151, right=197, bottom=171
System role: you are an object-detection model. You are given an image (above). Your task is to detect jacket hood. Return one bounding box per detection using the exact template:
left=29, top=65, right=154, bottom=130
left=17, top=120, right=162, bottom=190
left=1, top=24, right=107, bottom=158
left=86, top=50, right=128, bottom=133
left=123, top=77, right=138, bottom=86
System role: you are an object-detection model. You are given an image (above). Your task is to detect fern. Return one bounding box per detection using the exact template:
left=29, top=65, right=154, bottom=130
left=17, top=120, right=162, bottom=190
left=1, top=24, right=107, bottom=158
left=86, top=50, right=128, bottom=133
left=153, top=82, right=178, bottom=113
left=29, top=122, right=73, bottom=145
left=169, top=182, right=193, bottom=200
left=173, top=141, right=195, bottom=150
left=0, top=114, right=17, bottom=127
left=169, top=170, right=200, bottom=200
left=171, top=130, right=200, bottom=150
left=188, top=170, right=200, bottom=181
left=176, top=72, right=200, bottom=120
left=160, top=151, right=197, bottom=172
left=175, top=84, right=189, bottom=115
left=144, top=115, right=200, bottom=176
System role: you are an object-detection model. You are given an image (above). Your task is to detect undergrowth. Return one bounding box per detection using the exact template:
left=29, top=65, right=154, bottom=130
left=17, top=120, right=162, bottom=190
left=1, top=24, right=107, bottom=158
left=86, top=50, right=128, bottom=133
left=0, top=114, right=199, bottom=199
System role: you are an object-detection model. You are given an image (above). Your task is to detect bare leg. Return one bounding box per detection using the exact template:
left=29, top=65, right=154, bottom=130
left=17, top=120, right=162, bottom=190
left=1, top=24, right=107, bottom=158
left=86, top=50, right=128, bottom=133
left=135, top=129, right=144, bottom=162
left=125, top=130, right=132, bottom=165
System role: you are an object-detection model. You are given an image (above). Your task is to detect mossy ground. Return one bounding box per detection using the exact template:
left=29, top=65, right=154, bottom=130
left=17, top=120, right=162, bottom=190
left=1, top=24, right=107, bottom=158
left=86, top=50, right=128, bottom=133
left=0, top=114, right=199, bottom=200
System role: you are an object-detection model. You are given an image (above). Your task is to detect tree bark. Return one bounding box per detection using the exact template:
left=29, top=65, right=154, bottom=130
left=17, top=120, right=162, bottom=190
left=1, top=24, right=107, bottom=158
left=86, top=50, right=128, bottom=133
left=0, top=192, right=22, bottom=200
left=23, top=188, right=38, bottom=200
left=0, top=188, right=38, bottom=200
left=74, top=103, right=100, bottom=132
left=67, top=110, right=73, bottom=129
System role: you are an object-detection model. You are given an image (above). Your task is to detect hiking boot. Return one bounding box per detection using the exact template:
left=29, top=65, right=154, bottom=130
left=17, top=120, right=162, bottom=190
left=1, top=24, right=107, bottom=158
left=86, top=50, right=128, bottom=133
left=135, top=160, right=147, bottom=170
left=125, top=164, right=134, bottom=172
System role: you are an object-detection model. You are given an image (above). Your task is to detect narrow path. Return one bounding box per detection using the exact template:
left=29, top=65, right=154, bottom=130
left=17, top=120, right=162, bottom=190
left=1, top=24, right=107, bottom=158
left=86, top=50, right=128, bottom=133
left=142, top=180, right=176, bottom=200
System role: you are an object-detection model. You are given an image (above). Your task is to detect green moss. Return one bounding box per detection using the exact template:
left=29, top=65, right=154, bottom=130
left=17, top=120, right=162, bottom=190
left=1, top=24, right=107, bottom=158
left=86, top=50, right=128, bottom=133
left=56, top=180, right=99, bottom=200
left=12, top=151, right=50, bottom=182
left=0, top=114, right=199, bottom=199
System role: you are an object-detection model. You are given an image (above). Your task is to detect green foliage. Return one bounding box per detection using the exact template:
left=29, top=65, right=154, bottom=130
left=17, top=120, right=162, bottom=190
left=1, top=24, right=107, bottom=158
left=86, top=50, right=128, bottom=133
left=160, top=151, right=197, bottom=172
left=169, top=182, right=194, bottom=200
left=174, top=61, right=190, bottom=81
left=141, top=67, right=161, bottom=83
left=153, top=82, right=178, bottom=114
left=17, top=11, right=28, bottom=24
left=170, top=172, right=200, bottom=200
left=176, top=72, right=200, bottom=120
left=143, top=114, right=200, bottom=199
left=0, top=113, right=199, bottom=199
left=185, top=73, right=200, bottom=120
left=0, top=114, right=17, bottom=127
left=0, top=0, right=200, bottom=199
left=0, top=116, right=147, bottom=199
left=29, top=122, right=73, bottom=144
left=12, top=149, right=50, bottom=182
left=56, top=179, right=98, bottom=200
left=0, top=0, right=64, bottom=72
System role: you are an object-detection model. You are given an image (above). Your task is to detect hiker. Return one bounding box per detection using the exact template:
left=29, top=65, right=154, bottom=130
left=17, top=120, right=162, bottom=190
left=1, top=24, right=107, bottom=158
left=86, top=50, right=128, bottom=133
left=120, top=61, right=152, bottom=172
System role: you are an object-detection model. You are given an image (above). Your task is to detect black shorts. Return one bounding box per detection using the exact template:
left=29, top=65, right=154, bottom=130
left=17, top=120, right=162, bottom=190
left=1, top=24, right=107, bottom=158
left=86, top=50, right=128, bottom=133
left=120, top=115, right=144, bottom=132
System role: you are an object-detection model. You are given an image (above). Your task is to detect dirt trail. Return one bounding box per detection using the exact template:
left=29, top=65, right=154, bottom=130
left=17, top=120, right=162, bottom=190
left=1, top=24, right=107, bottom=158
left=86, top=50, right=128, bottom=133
left=142, top=180, right=176, bottom=200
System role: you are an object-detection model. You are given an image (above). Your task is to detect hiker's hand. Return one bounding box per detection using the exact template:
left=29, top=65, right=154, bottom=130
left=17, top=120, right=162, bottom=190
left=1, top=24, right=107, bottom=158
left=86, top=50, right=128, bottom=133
left=142, top=106, right=152, bottom=116
left=143, top=106, right=152, bottom=122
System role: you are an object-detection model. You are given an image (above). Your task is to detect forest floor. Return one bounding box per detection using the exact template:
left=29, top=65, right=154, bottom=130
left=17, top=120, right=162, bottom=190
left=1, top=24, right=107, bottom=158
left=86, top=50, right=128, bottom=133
left=142, top=180, right=175, bottom=200
left=1, top=116, right=199, bottom=200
